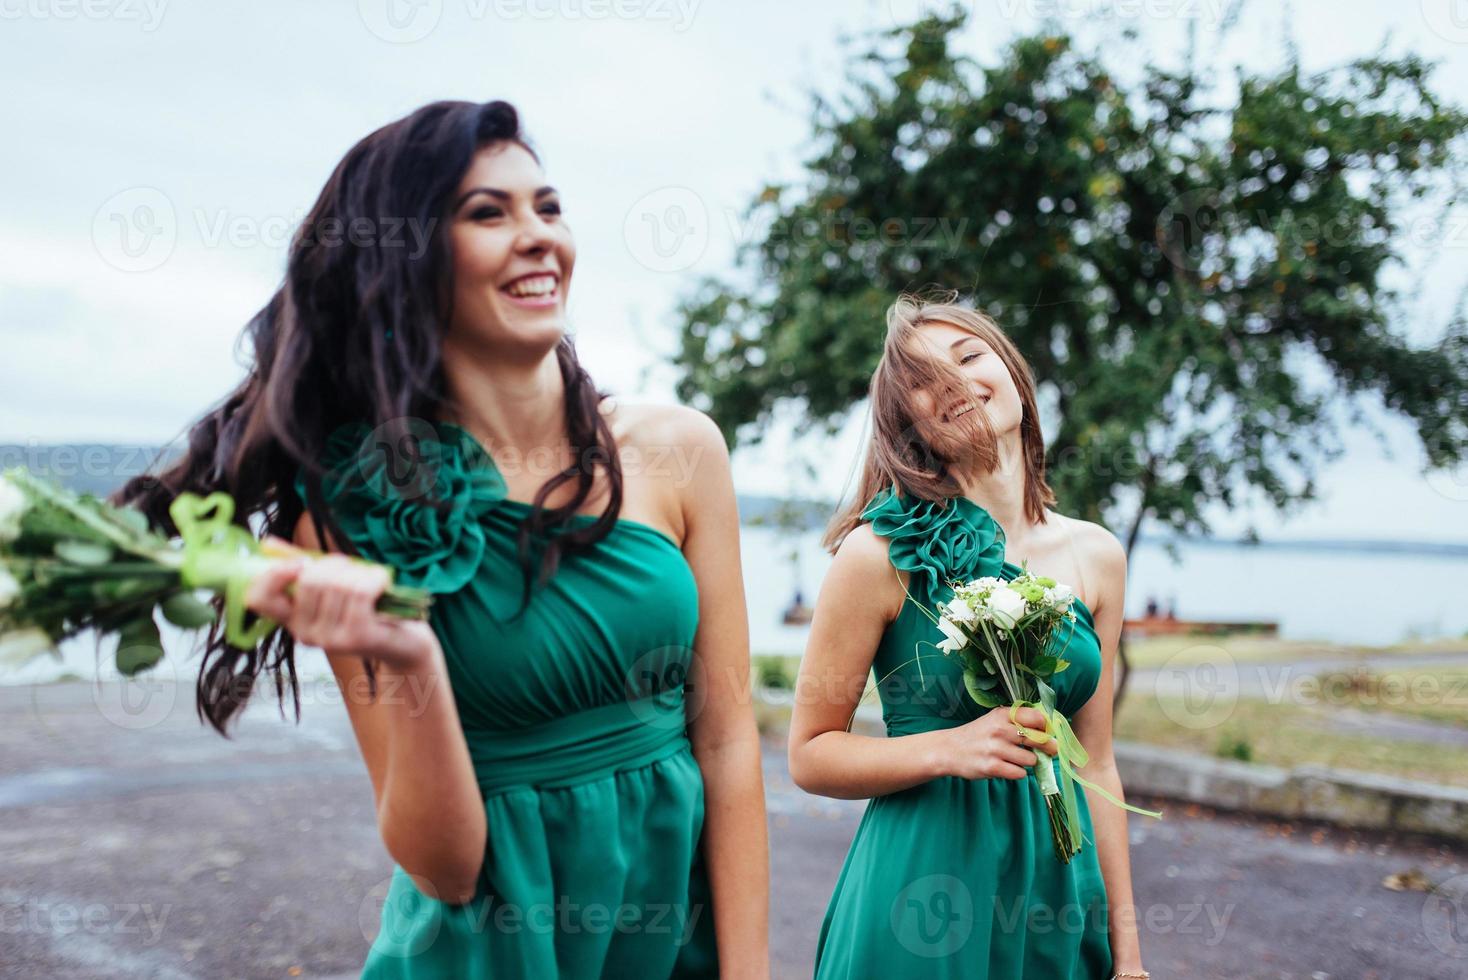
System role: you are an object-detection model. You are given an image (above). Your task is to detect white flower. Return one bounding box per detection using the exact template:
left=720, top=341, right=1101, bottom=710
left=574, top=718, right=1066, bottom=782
left=986, top=586, right=1027, bottom=630
left=0, top=627, right=54, bottom=667
left=1044, top=583, right=1075, bottom=608
left=944, top=596, right=976, bottom=624
left=0, top=476, right=26, bottom=544
left=0, top=567, right=19, bottom=609
left=936, top=615, right=968, bottom=653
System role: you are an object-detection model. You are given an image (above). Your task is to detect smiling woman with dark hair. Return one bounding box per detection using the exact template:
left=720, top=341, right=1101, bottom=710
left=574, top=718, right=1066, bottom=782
left=112, top=100, right=770, bottom=978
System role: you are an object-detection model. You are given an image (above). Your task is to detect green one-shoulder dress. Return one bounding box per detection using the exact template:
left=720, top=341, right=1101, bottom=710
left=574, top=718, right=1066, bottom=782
left=812, top=486, right=1113, bottom=979
left=293, top=420, right=718, bottom=978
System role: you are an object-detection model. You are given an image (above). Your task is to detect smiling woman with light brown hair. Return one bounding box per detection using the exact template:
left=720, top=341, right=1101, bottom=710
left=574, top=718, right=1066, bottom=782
left=789, top=291, right=1148, bottom=979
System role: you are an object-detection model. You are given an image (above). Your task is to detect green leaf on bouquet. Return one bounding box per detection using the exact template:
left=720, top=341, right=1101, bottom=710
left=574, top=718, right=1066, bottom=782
left=115, top=616, right=164, bottom=676
left=964, top=671, right=1002, bottom=707
left=54, top=540, right=113, bottom=566
left=91, top=578, right=162, bottom=603
left=108, top=507, right=152, bottom=537
left=1031, top=654, right=1060, bottom=675
left=1053, top=658, right=1071, bottom=673
left=1037, top=678, right=1059, bottom=714
left=160, top=590, right=218, bottom=628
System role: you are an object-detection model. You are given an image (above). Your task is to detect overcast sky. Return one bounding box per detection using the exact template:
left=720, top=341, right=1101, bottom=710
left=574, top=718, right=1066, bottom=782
left=1, top=0, right=1465, bottom=542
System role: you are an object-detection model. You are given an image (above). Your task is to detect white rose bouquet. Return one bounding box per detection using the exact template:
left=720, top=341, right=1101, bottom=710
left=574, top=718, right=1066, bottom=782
left=0, top=467, right=431, bottom=676
left=921, top=566, right=1161, bottom=863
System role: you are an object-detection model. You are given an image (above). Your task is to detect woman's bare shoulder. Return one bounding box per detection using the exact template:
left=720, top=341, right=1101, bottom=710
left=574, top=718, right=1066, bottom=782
left=1050, top=511, right=1126, bottom=612
left=826, top=522, right=906, bottom=621
left=602, top=399, right=725, bottom=454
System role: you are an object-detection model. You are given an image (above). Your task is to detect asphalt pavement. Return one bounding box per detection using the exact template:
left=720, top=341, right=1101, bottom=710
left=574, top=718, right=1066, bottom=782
left=1, top=680, right=1464, bottom=979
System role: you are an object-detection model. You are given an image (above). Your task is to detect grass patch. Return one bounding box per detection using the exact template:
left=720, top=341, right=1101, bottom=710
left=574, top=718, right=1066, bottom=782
left=1114, top=694, right=1468, bottom=789
left=1310, top=665, right=1468, bottom=729
left=1122, top=633, right=1467, bottom=670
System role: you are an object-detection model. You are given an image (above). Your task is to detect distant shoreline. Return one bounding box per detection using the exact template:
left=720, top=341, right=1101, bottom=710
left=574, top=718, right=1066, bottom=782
left=6, top=445, right=1467, bottom=559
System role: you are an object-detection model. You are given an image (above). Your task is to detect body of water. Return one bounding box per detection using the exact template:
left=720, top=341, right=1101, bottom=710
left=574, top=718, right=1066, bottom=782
left=740, top=527, right=1468, bottom=655
left=6, top=528, right=1465, bottom=686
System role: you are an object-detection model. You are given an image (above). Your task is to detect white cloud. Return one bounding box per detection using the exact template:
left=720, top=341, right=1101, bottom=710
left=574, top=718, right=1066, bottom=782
left=1, top=0, right=1464, bottom=541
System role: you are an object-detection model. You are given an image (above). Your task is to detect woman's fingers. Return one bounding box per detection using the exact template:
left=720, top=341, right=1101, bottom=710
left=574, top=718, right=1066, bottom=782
left=260, top=534, right=311, bottom=559
left=240, top=548, right=433, bottom=666
left=997, top=742, right=1040, bottom=770
left=293, top=564, right=325, bottom=632
left=1014, top=706, right=1048, bottom=731
left=243, top=558, right=305, bottom=622
left=991, top=761, right=1030, bottom=781
left=1017, top=727, right=1061, bottom=757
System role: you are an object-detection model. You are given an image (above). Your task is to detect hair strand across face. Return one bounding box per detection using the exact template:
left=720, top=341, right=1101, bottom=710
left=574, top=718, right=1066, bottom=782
left=823, top=289, right=1056, bottom=553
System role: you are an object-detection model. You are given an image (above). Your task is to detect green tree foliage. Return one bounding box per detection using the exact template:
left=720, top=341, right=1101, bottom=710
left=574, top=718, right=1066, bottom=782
left=673, top=13, right=1468, bottom=554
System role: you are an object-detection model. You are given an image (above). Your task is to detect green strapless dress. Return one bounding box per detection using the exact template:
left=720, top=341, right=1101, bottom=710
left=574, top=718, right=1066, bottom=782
left=293, top=420, right=718, bottom=978
left=812, top=487, right=1113, bottom=979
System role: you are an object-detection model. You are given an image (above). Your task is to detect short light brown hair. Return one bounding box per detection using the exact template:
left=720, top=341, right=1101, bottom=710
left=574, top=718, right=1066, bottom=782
left=823, top=290, right=1056, bottom=553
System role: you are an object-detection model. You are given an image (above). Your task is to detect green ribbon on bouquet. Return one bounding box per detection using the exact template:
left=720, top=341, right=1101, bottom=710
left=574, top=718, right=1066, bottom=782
left=168, top=491, right=430, bottom=650
left=168, top=492, right=291, bottom=649
left=1009, top=694, right=1164, bottom=853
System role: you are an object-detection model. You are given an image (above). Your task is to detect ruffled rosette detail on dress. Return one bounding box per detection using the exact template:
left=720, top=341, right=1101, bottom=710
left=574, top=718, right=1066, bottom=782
left=291, top=420, right=508, bottom=594
left=861, top=484, right=1009, bottom=609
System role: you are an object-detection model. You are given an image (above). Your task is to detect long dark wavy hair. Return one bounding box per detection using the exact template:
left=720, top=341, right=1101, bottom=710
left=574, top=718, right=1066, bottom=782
left=110, top=100, right=624, bottom=735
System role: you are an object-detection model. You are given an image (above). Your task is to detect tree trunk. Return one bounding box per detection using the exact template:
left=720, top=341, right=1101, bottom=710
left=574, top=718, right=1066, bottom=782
left=1113, top=472, right=1152, bottom=713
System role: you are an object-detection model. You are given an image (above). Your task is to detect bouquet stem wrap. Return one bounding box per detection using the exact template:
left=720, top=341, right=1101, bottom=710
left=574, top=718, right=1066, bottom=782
left=168, top=491, right=430, bottom=650
left=1007, top=700, right=1163, bottom=860
left=168, top=492, right=292, bottom=649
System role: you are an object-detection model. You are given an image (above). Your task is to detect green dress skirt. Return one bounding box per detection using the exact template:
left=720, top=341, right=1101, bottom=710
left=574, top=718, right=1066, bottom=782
left=294, top=420, right=718, bottom=978
left=812, top=486, right=1113, bottom=979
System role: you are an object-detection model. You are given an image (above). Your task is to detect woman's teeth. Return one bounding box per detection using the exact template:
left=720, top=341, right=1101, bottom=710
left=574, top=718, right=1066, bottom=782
left=952, top=397, right=990, bottom=419
left=504, top=275, right=557, bottom=297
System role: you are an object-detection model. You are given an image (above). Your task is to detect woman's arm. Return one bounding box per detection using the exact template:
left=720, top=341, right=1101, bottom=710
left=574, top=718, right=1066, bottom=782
left=1069, top=526, right=1147, bottom=975
left=787, top=526, right=1056, bottom=800
left=670, top=407, right=771, bottom=979
left=245, top=516, right=488, bottom=906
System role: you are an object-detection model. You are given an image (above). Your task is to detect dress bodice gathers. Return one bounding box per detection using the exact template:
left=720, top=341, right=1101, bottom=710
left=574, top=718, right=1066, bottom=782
left=812, top=485, right=1112, bottom=979
left=292, top=419, right=717, bottom=978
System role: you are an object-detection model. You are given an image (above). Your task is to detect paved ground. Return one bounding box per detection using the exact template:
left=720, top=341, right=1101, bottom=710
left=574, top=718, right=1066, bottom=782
left=2, top=681, right=1466, bottom=979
